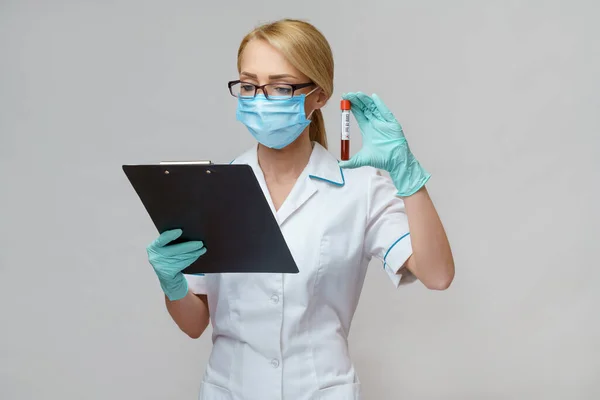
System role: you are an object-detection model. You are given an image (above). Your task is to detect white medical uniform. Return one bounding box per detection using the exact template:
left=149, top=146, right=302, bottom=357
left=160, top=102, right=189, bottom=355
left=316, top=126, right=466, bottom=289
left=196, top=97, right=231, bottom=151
left=184, top=142, right=415, bottom=400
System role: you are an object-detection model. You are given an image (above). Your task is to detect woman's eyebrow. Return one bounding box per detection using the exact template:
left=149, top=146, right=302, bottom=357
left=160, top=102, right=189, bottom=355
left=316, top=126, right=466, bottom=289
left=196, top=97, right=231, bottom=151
left=268, top=74, right=297, bottom=80
left=240, top=71, right=298, bottom=80
left=240, top=71, right=258, bottom=79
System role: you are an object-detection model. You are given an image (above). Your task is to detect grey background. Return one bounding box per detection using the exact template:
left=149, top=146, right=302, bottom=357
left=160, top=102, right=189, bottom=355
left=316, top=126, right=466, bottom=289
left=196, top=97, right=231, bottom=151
left=1, top=1, right=598, bottom=399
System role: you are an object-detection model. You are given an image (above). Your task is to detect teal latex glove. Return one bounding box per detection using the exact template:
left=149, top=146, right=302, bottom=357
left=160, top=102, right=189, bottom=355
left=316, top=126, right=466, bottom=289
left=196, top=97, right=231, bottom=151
left=146, top=229, right=206, bottom=301
left=339, top=92, right=431, bottom=197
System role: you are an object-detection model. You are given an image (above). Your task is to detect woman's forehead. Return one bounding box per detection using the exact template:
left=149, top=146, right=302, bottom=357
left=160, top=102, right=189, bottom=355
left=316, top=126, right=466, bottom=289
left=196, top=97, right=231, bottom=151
left=240, top=39, right=307, bottom=81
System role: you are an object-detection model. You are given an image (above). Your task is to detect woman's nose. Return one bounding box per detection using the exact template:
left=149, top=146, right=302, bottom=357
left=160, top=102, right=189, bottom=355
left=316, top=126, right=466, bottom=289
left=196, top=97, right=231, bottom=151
left=257, top=87, right=267, bottom=96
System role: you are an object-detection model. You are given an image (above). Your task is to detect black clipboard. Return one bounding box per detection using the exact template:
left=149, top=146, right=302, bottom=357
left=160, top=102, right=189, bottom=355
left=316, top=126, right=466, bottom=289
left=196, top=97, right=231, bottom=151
left=123, top=162, right=299, bottom=274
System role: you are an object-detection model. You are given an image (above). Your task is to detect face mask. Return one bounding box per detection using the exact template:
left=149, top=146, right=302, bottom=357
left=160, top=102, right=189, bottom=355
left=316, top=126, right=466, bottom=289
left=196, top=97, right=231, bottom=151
left=236, top=88, right=318, bottom=150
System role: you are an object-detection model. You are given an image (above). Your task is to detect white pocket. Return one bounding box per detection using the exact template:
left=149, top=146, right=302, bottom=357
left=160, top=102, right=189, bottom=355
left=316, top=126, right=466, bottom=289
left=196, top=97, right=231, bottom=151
left=313, top=382, right=362, bottom=400
left=198, top=380, right=233, bottom=400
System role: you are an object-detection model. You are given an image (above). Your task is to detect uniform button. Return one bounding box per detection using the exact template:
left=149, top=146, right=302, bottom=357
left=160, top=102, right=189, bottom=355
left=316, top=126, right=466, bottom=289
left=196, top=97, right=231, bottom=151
left=270, top=294, right=279, bottom=304
left=270, top=359, right=280, bottom=368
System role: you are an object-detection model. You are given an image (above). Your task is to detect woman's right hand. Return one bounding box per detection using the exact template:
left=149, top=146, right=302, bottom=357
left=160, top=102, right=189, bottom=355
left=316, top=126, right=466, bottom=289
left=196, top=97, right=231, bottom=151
left=146, top=228, right=207, bottom=301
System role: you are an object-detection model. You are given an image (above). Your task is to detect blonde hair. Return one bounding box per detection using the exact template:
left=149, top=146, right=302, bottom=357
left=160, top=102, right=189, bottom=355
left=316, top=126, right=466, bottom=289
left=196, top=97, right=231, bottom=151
left=237, top=19, right=334, bottom=149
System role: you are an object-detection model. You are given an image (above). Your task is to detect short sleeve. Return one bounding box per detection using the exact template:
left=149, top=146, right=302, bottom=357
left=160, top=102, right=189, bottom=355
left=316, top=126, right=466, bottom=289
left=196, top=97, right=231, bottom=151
left=364, top=169, right=416, bottom=287
left=183, top=273, right=208, bottom=295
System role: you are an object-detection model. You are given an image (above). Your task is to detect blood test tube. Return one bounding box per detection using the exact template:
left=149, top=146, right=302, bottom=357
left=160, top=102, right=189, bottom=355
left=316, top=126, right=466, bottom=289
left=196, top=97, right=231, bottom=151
left=340, top=99, right=351, bottom=161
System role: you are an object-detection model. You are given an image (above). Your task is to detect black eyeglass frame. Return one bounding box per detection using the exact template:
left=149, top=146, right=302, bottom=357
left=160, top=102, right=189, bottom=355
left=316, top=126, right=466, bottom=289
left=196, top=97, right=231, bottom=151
left=227, top=80, right=315, bottom=100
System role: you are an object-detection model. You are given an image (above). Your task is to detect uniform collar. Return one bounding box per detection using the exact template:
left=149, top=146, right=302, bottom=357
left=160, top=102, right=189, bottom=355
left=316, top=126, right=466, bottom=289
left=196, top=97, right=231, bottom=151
left=231, top=142, right=345, bottom=188
left=231, top=142, right=345, bottom=225
left=306, top=142, right=346, bottom=187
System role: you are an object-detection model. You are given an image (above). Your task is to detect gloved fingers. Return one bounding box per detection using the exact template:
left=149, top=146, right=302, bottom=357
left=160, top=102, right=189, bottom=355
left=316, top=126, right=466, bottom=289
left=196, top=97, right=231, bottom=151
left=343, top=91, right=370, bottom=112
left=339, top=151, right=368, bottom=169
left=194, top=246, right=208, bottom=259
left=341, top=92, right=359, bottom=102
left=170, top=248, right=207, bottom=270
left=353, top=91, right=373, bottom=107
left=342, top=93, right=369, bottom=128
left=350, top=106, right=369, bottom=128
left=177, top=246, right=207, bottom=260
left=151, top=229, right=183, bottom=248
left=153, top=247, right=206, bottom=274
left=342, top=92, right=370, bottom=115
left=158, top=241, right=205, bottom=257
left=353, top=92, right=384, bottom=121
left=371, top=93, right=396, bottom=122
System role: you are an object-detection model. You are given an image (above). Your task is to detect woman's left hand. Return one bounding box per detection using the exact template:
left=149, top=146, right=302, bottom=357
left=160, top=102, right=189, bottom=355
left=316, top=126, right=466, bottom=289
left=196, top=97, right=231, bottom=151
left=339, top=92, right=430, bottom=197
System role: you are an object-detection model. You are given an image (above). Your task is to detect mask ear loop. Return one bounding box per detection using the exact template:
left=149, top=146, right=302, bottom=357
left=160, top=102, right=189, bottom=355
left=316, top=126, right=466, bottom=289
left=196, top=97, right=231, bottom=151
left=305, top=86, right=321, bottom=120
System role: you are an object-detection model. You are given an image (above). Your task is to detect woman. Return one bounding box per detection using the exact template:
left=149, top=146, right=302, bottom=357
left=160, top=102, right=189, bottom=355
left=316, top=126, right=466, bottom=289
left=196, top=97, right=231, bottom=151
left=146, top=19, right=454, bottom=400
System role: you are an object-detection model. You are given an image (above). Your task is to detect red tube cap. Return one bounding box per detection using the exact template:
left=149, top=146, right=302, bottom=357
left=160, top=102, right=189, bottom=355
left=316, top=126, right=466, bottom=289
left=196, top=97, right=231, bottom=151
left=340, top=99, right=351, bottom=110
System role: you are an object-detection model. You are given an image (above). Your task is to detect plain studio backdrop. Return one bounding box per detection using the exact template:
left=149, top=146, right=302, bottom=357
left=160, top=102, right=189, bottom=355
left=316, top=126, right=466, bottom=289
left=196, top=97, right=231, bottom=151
left=1, top=1, right=598, bottom=399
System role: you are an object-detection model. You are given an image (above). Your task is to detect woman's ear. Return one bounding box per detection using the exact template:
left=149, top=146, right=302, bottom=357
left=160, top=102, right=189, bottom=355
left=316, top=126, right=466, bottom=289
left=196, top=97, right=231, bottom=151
left=305, top=87, right=328, bottom=118
left=313, top=88, right=329, bottom=110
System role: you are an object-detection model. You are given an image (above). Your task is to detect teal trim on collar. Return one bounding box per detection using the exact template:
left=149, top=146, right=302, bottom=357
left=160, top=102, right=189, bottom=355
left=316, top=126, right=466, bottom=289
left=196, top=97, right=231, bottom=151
left=308, top=167, right=346, bottom=187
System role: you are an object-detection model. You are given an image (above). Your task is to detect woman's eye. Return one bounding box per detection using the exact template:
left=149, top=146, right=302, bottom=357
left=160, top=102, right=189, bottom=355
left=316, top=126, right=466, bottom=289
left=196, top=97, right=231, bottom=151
left=240, top=85, right=255, bottom=92
left=273, top=86, right=292, bottom=95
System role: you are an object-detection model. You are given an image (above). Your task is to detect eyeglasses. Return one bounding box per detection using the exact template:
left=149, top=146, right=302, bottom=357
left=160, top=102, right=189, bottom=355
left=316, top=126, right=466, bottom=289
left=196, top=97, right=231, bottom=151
left=228, top=80, right=314, bottom=100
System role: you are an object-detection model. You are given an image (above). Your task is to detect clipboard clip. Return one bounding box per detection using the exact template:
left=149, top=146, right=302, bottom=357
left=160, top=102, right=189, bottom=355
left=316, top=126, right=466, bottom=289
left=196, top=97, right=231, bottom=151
left=159, top=160, right=213, bottom=165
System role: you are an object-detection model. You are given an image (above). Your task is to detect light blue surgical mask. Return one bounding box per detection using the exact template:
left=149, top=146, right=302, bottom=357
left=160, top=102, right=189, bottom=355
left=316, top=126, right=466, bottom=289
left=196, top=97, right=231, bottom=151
left=236, top=88, right=319, bottom=149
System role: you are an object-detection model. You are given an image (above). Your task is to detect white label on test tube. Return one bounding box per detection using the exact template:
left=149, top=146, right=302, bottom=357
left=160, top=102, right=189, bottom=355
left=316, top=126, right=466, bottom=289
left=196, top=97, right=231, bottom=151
left=341, top=110, right=350, bottom=140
